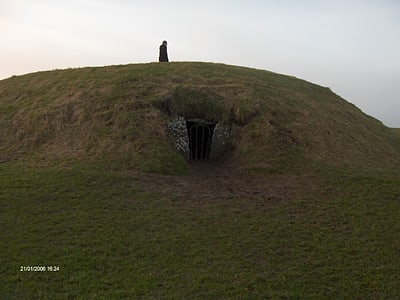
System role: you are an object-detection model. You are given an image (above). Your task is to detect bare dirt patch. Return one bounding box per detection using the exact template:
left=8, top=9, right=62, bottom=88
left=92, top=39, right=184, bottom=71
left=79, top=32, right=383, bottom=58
left=138, top=159, right=319, bottom=204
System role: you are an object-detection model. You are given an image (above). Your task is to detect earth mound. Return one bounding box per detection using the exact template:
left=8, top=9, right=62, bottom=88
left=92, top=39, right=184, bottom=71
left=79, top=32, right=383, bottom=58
left=1, top=62, right=399, bottom=174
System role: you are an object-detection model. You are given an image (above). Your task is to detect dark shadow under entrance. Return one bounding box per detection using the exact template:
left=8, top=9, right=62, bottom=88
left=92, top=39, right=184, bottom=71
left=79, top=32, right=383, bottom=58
left=186, top=120, right=216, bottom=160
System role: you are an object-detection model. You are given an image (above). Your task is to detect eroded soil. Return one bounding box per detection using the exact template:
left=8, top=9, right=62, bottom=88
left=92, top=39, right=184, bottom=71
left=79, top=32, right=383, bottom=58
left=138, top=159, right=321, bottom=204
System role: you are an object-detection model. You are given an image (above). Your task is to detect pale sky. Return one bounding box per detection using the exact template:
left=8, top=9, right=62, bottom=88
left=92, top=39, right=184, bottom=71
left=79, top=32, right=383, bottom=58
left=1, top=0, right=399, bottom=127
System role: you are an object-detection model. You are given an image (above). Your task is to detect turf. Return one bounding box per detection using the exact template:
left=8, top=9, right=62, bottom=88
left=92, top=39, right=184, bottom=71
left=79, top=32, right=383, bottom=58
left=1, top=162, right=400, bottom=299
left=1, top=62, right=400, bottom=298
left=1, top=62, right=400, bottom=173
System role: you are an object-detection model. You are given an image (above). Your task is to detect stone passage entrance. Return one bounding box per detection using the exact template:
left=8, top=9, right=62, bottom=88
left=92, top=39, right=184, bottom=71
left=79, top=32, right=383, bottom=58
left=186, top=120, right=216, bottom=160
left=168, top=116, right=230, bottom=161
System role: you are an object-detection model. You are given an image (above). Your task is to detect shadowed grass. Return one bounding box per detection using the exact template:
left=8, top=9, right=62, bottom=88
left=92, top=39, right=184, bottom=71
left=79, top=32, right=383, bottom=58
left=1, top=162, right=400, bottom=298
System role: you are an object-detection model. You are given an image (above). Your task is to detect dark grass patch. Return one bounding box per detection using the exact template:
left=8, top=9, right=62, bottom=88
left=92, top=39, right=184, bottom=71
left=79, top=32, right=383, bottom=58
left=1, top=163, right=400, bottom=298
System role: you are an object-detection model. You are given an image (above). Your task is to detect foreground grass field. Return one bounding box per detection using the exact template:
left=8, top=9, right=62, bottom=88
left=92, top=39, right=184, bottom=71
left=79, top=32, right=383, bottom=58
left=1, top=162, right=399, bottom=299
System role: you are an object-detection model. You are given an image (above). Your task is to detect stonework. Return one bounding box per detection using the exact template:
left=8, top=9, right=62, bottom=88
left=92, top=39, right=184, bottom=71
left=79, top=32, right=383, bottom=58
left=210, top=124, right=231, bottom=159
left=168, top=116, right=231, bottom=160
left=168, top=116, right=190, bottom=159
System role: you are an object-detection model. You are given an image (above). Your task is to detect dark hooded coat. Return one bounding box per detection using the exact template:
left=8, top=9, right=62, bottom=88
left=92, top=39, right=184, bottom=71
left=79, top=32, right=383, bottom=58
left=159, top=42, right=169, bottom=62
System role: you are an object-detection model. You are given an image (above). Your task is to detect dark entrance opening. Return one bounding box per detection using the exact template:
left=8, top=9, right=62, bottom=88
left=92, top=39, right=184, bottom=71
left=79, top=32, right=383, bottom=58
left=186, top=120, right=216, bottom=160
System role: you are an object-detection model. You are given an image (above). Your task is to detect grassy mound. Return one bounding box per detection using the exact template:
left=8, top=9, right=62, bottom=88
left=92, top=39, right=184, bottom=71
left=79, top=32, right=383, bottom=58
left=2, top=62, right=400, bottom=298
left=1, top=62, right=399, bottom=173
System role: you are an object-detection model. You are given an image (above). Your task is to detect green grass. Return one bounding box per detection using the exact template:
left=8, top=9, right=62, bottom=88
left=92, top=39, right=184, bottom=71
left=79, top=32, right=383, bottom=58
left=1, top=62, right=400, bottom=298
left=1, top=162, right=400, bottom=299
left=1, top=62, right=400, bottom=173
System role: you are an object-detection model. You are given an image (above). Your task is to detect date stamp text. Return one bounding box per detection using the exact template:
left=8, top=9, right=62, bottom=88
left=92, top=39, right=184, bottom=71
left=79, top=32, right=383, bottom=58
left=20, top=266, right=60, bottom=272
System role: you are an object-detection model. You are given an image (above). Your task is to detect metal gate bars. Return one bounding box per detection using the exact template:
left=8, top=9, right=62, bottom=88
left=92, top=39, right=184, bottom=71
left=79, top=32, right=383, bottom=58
left=189, top=123, right=212, bottom=160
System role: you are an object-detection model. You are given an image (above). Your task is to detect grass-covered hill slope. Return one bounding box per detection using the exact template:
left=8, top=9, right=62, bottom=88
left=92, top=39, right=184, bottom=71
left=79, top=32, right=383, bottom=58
left=1, top=62, right=399, bottom=173
left=2, top=62, right=400, bottom=298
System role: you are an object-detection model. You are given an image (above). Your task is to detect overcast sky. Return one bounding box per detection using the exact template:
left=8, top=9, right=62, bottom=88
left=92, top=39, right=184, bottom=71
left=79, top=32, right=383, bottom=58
left=1, top=0, right=399, bottom=127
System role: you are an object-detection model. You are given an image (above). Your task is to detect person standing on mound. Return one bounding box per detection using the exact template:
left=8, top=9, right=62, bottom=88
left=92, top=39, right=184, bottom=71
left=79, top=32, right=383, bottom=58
left=159, top=40, right=169, bottom=62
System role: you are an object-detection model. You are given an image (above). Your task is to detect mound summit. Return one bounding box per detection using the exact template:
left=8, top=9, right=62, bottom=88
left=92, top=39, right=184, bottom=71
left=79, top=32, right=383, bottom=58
left=1, top=62, right=399, bottom=174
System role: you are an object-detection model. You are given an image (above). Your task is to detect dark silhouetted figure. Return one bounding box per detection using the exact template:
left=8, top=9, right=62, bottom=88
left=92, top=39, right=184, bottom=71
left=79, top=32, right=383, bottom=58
left=159, top=40, right=169, bottom=62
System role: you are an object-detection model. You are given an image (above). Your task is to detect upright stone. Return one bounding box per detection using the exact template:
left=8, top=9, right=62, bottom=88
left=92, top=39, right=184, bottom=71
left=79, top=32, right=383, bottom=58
left=210, top=124, right=231, bottom=159
left=168, top=116, right=190, bottom=160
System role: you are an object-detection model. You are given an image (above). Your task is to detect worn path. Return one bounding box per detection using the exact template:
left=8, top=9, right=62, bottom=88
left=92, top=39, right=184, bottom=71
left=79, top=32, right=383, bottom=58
left=138, top=159, right=320, bottom=203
